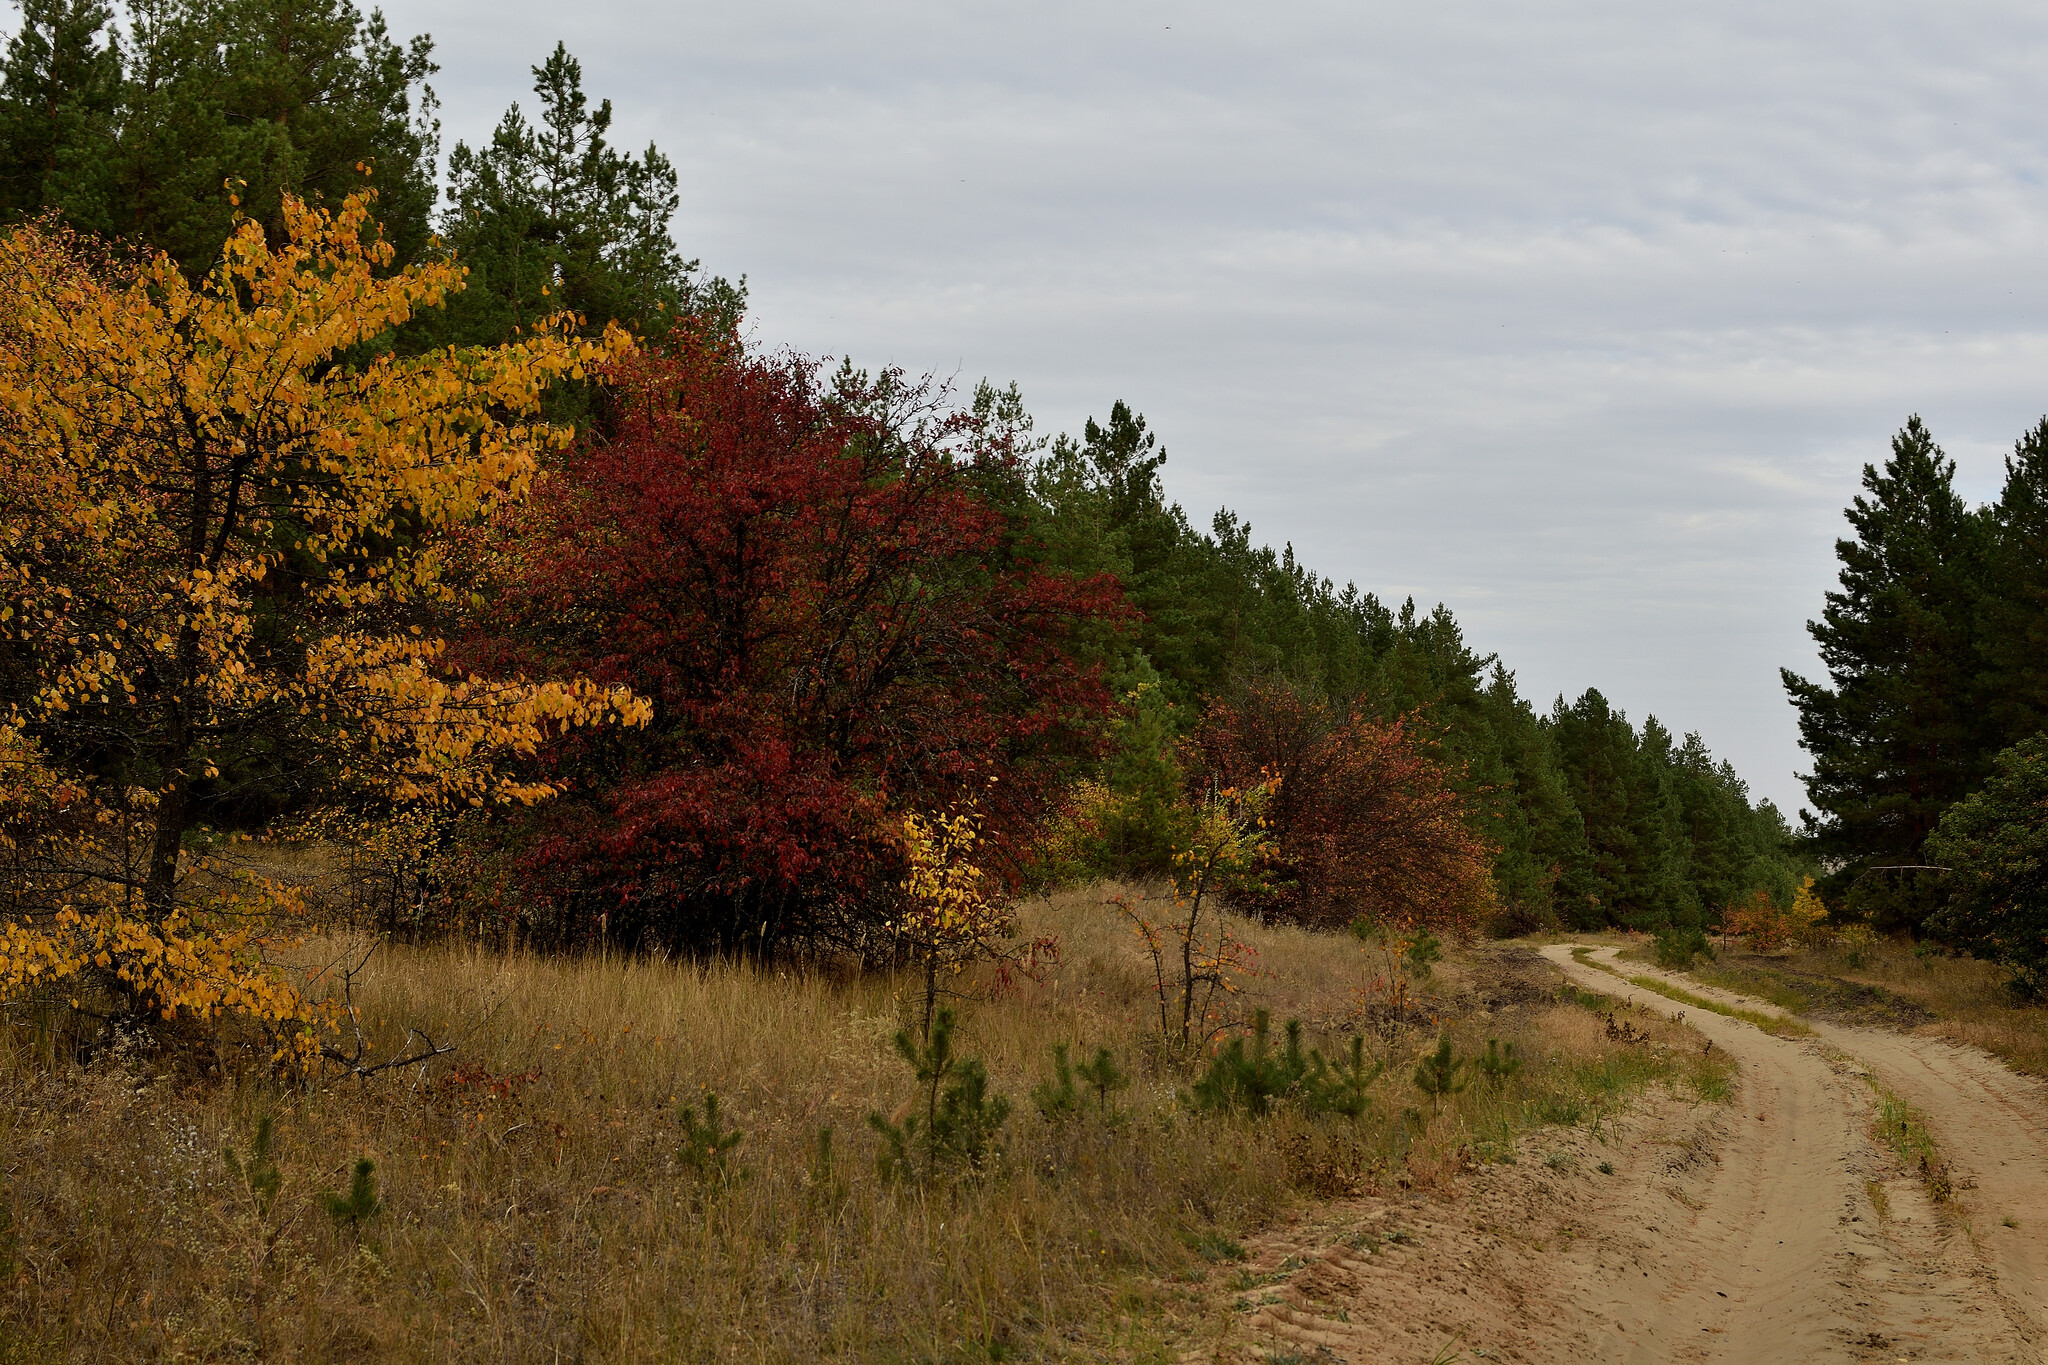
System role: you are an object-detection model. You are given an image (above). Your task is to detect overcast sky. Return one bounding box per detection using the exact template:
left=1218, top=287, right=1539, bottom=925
left=377, top=0, right=2048, bottom=814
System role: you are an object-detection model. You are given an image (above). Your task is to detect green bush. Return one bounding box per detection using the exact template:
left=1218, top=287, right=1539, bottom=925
left=1190, top=1011, right=1382, bottom=1119
left=1653, top=926, right=1714, bottom=970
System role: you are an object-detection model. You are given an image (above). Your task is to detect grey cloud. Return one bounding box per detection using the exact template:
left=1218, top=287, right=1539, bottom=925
left=378, top=0, right=2048, bottom=810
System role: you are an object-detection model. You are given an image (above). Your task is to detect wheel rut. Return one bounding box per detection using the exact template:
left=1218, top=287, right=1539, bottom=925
left=1541, top=944, right=2038, bottom=1364
left=1175, top=945, right=2044, bottom=1363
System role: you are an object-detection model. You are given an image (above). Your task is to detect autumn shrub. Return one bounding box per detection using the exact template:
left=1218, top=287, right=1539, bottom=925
left=488, top=340, right=1120, bottom=956
left=1191, top=678, right=1494, bottom=932
left=1112, top=780, right=1277, bottom=1053
left=1724, top=876, right=1829, bottom=954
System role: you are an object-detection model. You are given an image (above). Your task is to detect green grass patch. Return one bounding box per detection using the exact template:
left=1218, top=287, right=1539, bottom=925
left=1622, top=974, right=1813, bottom=1037
left=1686, top=964, right=1812, bottom=1015
left=1867, top=1077, right=1951, bottom=1201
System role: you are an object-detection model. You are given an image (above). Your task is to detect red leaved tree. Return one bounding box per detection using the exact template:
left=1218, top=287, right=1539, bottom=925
left=1192, top=679, right=1495, bottom=932
left=487, top=335, right=1120, bottom=954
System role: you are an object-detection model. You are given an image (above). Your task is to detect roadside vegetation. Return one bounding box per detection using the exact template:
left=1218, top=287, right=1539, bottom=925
left=0, top=888, right=1725, bottom=1362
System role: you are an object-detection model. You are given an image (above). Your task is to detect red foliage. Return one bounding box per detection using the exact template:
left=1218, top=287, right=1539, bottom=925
left=493, top=336, right=1121, bottom=952
left=1192, top=680, right=1495, bottom=932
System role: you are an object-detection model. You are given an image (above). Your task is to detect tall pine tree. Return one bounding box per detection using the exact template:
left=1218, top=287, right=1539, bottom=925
left=0, top=0, right=440, bottom=274
left=1783, top=416, right=1988, bottom=925
left=0, top=0, right=121, bottom=227
left=1979, top=418, right=2048, bottom=747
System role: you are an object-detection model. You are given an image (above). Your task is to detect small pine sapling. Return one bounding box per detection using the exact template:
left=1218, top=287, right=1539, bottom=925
left=1476, top=1039, right=1523, bottom=1088
left=1404, top=929, right=1444, bottom=978
left=1411, top=1036, right=1469, bottom=1113
left=677, top=1092, right=747, bottom=1178
left=1074, top=1045, right=1131, bottom=1120
left=224, top=1114, right=283, bottom=1216
left=868, top=1007, right=1010, bottom=1180
left=322, top=1158, right=381, bottom=1235
left=1305, top=1036, right=1383, bottom=1119
left=1191, top=1010, right=1308, bottom=1116
left=935, top=1057, right=1010, bottom=1168
left=1031, top=1043, right=1081, bottom=1122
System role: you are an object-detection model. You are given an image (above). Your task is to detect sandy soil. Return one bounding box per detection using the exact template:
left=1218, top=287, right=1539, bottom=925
left=1173, top=944, right=2044, bottom=1364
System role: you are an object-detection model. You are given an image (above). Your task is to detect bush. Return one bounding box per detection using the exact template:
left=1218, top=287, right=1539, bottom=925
left=1653, top=926, right=1714, bottom=970
left=1190, top=678, right=1495, bottom=932
left=1188, top=1011, right=1383, bottom=1119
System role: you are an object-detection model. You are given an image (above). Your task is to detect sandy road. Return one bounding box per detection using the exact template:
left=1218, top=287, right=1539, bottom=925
left=1543, top=944, right=2043, bottom=1364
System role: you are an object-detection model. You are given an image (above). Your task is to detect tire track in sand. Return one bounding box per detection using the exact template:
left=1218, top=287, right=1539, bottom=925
left=1545, top=944, right=2038, bottom=1364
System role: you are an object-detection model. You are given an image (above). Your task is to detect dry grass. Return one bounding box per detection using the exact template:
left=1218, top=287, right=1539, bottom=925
left=0, top=885, right=1725, bottom=1362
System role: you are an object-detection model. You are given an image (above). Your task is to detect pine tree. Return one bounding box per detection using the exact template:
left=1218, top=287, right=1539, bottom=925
left=1979, top=418, right=2048, bottom=748
left=1782, top=417, right=1989, bottom=915
left=0, top=0, right=441, bottom=276
left=1549, top=690, right=1689, bottom=929
left=0, top=0, right=122, bottom=227
left=431, top=42, right=741, bottom=353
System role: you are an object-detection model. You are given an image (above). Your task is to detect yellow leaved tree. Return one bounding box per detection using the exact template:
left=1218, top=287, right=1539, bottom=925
left=895, top=804, right=1052, bottom=1040
left=0, top=190, right=647, bottom=1063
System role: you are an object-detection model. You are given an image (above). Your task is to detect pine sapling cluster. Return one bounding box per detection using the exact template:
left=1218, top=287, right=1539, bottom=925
left=224, top=1114, right=283, bottom=1217
left=1032, top=1042, right=1132, bottom=1124
left=322, top=1158, right=381, bottom=1237
left=1476, top=1038, right=1522, bottom=1088
left=1189, top=1010, right=1384, bottom=1119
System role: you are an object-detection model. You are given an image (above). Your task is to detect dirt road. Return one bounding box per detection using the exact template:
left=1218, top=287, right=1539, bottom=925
left=1540, top=944, right=2044, bottom=1363
left=1188, top=945, right=2046, bottom=1364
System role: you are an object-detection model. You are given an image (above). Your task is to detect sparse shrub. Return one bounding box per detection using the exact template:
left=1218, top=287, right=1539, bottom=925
left=1653, top=926, right=1714, bottom=970
left=1183, top=1229, right=1247, bottom=1263
left=806, top=1127, right=846, bottom=1208
left=677, top=1092, right=747, bottom=1178
left=321, top=1158, right=381, bottom=1235
left=1476, top=1039, right=1522, bottom=1088
left=1114, top=781, right=1276, bottom=1053
left=1836, top=922, right=1877, bottom=968
left=1411, top=1036, right=1468, bottom=1113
